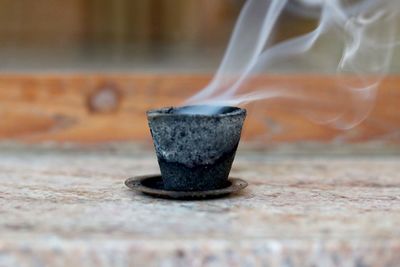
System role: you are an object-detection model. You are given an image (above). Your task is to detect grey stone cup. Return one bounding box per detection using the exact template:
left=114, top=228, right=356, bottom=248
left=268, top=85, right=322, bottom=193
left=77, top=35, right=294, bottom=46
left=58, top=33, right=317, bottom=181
left=147, top=105, right=246, bottom=191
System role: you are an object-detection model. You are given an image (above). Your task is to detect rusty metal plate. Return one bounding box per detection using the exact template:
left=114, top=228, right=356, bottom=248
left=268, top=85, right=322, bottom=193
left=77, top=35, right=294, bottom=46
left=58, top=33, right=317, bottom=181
left=125, top=175, right=248, bottom=200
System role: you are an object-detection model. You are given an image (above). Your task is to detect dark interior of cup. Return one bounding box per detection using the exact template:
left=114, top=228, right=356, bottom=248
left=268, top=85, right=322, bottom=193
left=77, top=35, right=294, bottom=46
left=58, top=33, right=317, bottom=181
left=157, top=105, right=240, bottom=116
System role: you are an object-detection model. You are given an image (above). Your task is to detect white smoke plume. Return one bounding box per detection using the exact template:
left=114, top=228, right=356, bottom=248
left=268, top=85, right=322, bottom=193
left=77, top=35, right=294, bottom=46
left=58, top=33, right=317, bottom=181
left=185, top=0, right=399, bottom=129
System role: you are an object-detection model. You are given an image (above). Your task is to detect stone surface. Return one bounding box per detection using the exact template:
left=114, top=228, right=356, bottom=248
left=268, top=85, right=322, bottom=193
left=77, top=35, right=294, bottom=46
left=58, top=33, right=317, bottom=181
left=0, top=144, right=400, bottom=266
left=147, top=106, right=246, bottom=166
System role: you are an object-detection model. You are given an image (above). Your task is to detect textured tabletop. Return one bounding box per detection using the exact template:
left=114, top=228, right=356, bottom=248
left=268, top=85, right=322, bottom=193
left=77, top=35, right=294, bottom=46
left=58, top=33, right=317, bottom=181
left=0, top=144, right=400, bottom=267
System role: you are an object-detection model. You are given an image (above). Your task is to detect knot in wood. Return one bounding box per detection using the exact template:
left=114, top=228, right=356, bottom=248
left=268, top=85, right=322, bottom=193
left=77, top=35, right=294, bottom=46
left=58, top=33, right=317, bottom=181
left=87, top=84, right=121, bottom=113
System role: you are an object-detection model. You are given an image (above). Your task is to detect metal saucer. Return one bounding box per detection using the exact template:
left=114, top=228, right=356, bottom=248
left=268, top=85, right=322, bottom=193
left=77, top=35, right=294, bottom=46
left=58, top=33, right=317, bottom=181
left=125, top=175, right=248, bottom=200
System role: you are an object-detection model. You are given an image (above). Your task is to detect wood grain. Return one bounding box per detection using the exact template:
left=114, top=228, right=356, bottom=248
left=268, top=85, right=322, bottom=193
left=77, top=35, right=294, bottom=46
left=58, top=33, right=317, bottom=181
left=0, top=74, right=399, bottom=144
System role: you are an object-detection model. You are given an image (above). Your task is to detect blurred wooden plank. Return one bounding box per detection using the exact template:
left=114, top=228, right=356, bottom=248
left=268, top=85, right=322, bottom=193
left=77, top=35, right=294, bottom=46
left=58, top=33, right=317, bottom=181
left=0, top=0, right=85, bottom=45
left=0, top=74, right=399, bottom=144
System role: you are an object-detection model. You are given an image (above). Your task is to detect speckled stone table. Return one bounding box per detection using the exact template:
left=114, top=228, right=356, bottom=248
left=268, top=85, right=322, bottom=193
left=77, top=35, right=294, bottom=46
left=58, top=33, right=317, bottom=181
left=0, top=144, right=400, bottom=267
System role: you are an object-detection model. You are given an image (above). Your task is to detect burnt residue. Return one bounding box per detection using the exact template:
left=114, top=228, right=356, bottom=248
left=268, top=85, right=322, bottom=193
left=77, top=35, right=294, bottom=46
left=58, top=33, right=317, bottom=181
left=157, top=146, right=237, bottom=191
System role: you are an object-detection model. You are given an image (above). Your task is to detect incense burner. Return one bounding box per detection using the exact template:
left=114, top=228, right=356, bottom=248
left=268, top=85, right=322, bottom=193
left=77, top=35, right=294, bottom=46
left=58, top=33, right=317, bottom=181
left=147, top=105, right=246, bottom=191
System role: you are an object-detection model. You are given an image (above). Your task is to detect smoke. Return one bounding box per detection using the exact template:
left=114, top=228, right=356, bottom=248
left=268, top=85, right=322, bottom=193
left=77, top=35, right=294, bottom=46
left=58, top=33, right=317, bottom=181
left=185, top=0, right=399, bottom=129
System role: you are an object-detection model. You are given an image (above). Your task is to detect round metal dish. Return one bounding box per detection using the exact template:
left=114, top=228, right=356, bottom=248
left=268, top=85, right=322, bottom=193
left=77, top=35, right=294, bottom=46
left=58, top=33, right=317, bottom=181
left=125, top=175, right=248, bottom=200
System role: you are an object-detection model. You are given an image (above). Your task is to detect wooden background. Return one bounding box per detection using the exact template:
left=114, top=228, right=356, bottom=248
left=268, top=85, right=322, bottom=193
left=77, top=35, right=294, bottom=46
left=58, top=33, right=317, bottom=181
left=0, top=0, right=241, bottom=47
left=0, top=74, right=399, bottom=144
